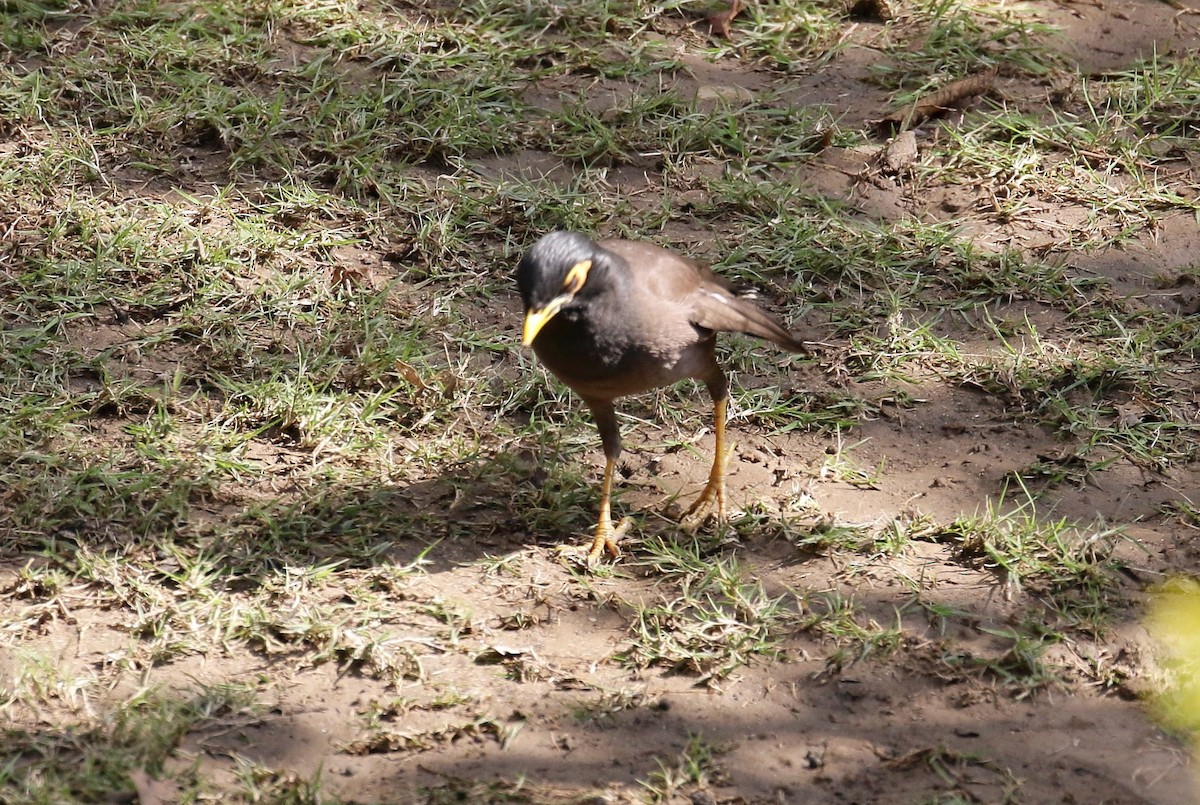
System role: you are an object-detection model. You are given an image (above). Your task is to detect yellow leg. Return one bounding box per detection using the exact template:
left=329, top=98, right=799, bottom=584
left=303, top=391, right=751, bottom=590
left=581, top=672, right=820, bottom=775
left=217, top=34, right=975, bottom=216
left=683, top=397, right=728, bottom=521
left=586, top=457, right=624, bottom=564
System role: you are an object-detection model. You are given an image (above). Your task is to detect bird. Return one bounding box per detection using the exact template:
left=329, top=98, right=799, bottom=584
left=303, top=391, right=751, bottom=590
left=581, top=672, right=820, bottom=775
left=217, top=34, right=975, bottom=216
left=516, top=231, right=806, bottom=564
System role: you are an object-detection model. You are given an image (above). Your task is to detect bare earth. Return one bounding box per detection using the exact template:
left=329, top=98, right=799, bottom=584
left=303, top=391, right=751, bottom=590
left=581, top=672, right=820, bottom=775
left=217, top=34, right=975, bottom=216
left=4, top=1, right=1200, bottom=803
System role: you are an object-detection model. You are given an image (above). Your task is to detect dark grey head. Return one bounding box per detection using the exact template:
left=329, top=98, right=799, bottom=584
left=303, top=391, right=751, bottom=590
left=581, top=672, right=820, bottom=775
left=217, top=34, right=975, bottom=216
left=516, top=231, right=612, bottom=346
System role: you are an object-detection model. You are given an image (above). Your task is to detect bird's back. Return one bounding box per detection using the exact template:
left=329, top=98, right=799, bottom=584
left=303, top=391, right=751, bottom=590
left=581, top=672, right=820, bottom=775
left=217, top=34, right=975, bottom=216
left=598, top=239, right=804, bottom=354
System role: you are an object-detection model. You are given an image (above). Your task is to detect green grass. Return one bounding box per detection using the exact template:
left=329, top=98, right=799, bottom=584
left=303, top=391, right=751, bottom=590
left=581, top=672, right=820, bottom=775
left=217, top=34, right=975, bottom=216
left=874, top=0, right=1063, bottom=89
left=0, top=682, right=264, bottom=804
left=639, top=733, right=726, bottom=803
left=927, top=486, right=1123, bottom=633
left=616, top=538, right=796, bottom=684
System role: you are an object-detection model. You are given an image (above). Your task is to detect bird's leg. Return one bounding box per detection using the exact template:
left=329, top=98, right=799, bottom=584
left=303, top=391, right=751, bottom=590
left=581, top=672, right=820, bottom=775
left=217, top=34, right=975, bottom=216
left=582, top=401, right=629, bottom=565
left=586, top=456, right=626, bottom=564
left=683, top=395, right=728, bottom=522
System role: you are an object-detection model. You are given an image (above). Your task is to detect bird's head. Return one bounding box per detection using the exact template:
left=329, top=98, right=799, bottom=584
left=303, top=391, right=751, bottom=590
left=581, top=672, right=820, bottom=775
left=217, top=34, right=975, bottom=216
left=516, top=231, right=606, bottom=347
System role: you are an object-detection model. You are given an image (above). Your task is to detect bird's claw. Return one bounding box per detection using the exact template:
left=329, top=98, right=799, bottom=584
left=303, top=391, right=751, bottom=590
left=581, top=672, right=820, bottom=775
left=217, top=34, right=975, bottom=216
left=680, top=443, right=730, bottom=527
left=586, top=516, right=633, bottom=565
left=555, top=517, right=633, bottom=569
left=680, top=484, right=724, bottom=530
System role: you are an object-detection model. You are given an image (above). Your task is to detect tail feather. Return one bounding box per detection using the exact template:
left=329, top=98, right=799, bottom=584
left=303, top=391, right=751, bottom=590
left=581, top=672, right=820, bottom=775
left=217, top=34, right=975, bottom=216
left=692, top=284, right=807, bottom=354
left=729, top=297, right=807, bottom=352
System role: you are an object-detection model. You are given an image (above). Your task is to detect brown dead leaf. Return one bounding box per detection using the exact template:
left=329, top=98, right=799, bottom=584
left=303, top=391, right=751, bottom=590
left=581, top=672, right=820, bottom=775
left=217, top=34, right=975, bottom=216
left=706, top=0, right=744, bottom=37
left=395, top=359, right=430, bottom=392
left=874, top=70, right=997, bottom=134
left=343, top=717, right=505, bottom=755
left=437, top=369, right=460, bottom=398
left=331, top=262, right=377, bottom=291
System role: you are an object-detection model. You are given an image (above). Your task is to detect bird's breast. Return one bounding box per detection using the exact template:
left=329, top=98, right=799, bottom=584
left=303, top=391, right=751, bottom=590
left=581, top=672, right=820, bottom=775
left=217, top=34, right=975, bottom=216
left=531, top=309, right=715, bottom=400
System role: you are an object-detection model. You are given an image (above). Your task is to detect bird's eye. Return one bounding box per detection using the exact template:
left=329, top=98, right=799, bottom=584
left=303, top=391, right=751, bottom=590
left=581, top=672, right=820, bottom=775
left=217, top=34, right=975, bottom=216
left=562, top=259, right=592, bottom=294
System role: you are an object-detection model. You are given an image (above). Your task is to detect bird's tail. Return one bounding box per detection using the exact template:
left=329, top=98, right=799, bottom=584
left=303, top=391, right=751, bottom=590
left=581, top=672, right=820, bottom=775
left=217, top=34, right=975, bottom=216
left=723, top=296, right=808, bottom=354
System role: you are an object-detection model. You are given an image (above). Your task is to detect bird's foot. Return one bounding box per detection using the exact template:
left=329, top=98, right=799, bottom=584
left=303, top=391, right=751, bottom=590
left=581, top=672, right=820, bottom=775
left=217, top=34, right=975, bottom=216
left=587, top=516, right=633, bottom=565
left=680, top=482, right=726, bottom=529
left=680, top=443, right=731, bottom=527
left=554, top=517, right=633, bottom=568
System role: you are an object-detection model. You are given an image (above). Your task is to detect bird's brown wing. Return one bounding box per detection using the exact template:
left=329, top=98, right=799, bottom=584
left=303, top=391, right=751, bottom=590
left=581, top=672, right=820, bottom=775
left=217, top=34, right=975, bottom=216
left=599, top=239, right=806, bottom=354
left=689, top=281, right=805, bottom=352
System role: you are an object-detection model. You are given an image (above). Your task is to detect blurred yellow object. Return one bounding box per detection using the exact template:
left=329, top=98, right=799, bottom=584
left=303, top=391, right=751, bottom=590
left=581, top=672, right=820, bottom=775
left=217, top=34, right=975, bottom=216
left=1147, top=576, right=1200, bottom=740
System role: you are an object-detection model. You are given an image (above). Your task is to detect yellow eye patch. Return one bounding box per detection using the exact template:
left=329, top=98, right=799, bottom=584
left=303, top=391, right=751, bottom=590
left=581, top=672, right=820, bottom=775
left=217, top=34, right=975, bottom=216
left=562, top=259, right=592, bottom=294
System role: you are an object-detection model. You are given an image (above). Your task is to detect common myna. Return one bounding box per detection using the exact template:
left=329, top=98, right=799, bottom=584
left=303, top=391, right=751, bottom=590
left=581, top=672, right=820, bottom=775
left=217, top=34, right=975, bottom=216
left=517, top=231, right=805, bottom=563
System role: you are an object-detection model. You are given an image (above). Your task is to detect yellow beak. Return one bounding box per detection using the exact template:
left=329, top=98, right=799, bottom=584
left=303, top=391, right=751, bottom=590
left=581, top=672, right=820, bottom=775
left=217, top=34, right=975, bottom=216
left=521, top=294, right=572, bottom=346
